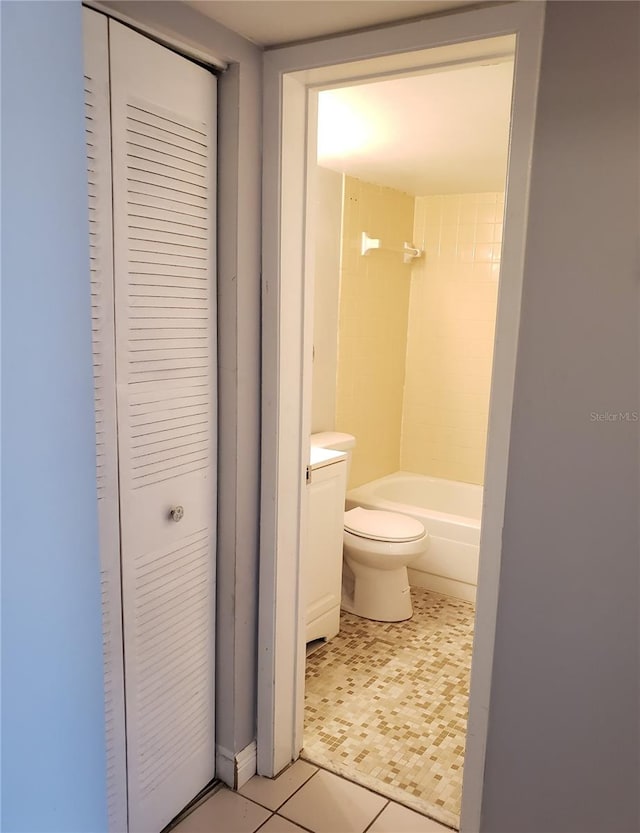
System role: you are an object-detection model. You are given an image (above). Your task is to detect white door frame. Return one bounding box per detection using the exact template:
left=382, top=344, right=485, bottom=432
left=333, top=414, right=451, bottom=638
left=258, top=2, right=545, bottom=829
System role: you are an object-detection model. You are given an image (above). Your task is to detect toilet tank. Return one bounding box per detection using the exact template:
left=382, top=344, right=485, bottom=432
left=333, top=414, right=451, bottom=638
left=310, top=432, right=355, bottom=481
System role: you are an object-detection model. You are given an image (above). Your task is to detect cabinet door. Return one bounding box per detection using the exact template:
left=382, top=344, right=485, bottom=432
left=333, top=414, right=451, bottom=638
left=306, top=460, right=347, bottom=633
left=109, top=20, right=217, bottom=833
left=82, top=10, right=127, bottom=832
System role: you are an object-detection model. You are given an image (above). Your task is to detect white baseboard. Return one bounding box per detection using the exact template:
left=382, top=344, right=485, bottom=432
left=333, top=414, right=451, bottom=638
left=236, top=741, right=257, bottom=788
left=216, top=741, right=257, bottom=790
left=216, top=745, right=235, bottom=788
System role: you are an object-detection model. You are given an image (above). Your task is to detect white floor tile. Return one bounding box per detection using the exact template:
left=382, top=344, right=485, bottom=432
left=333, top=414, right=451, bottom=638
left=240, top=759, right=318, bottom=810
left=278, top=769, right=387, bottom=833
left=172, top=788, right=270, bottom=833
left=368, top=801, right=452, bottom=833
left=259, top=816, right=309, bottom=833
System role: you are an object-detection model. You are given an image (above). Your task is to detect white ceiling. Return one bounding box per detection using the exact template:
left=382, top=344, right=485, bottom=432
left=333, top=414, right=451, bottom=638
left=185, top=1, right=514, bottom=195
left=186, top=0, right=481, bottom=47
left=317, top=60, right=514, bottom=195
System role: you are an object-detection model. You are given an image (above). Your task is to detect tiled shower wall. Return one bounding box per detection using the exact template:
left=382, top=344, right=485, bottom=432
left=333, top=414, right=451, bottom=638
left=401, top=193, right=504, bottom=484
left=335, top=176, right=414, bottom=488
left=325, top=183, right=504, bottom=488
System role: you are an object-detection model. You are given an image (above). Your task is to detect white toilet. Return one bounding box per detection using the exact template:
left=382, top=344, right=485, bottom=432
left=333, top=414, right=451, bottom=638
left=310, top=432, right=429, bottom=622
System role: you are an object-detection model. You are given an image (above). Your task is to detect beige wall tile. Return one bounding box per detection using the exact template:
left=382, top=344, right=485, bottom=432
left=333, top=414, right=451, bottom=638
left=400, top=192, right=504, bottom=485
left=331, top=184, right=502, bottom=488
left=335, top=176, right=414, bottom=488
left=311, top=167, right=344, bottom=433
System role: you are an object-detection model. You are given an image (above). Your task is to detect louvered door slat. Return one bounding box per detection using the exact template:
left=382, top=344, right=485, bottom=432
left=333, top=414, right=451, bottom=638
left=110, top=20, right=217, bottom=833
left=82, top=10, right=128, bottom=833
left=127, top=194, right=207, bottom=221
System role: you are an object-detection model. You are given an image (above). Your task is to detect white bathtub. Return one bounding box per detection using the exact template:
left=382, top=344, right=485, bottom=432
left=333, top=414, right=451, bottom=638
left=346, top=472, right=481, bottom=603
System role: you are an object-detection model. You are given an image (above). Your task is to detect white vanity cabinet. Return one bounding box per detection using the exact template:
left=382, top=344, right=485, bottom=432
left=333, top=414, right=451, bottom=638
left=305, top=448, right=347, bottom=643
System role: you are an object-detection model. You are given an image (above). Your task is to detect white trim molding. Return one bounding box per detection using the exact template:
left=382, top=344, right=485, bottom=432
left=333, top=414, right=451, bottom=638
left=258, top=2, right=545, bottom=831
left=236, top=741, right=258, bottom=789
left=216, top=741, right=257, bottom=790
left=216, top=745, right=236, bottom=788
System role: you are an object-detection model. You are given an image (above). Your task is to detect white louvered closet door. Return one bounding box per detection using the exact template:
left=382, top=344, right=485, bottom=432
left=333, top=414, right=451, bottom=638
left=83, top=10, right=128, bottom=832
left=109, top=21, right=217, bottom=833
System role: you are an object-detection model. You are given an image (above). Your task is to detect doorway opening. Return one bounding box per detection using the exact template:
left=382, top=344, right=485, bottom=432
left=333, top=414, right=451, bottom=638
left=302, top=56, right=514, bottom=829
left=258, top=7, right=545, bottom=832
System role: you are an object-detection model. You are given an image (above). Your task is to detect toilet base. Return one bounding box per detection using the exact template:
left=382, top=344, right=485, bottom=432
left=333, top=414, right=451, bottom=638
left=342, top=560, right=413, bottom=622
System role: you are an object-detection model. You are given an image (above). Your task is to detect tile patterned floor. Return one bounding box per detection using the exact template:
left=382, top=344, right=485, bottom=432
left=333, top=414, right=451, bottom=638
left=172, top=761, right=451, bottom=833
left=303, top=589, right=474, bottom=830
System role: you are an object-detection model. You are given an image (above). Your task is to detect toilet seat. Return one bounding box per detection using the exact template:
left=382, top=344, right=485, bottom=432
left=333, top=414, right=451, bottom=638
left=344, top=507, right=425, bottom=543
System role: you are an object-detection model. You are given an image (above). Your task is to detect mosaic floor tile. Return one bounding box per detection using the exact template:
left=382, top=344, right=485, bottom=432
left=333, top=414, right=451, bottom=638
left=303, top=588, right=474, bottom=830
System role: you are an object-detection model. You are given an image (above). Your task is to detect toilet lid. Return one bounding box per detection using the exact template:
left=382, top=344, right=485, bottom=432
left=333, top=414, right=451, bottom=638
left=344, top=507, right=425, bottom=543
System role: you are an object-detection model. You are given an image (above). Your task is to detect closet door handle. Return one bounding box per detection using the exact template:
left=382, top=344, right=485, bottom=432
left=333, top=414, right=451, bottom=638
left=169, top=505, right=184, bottom=523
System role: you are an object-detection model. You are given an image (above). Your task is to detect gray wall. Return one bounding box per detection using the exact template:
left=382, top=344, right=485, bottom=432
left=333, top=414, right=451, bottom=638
left=480, top=2, right=640, bottom=831
left=1, top=2, right=107, bottom=830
